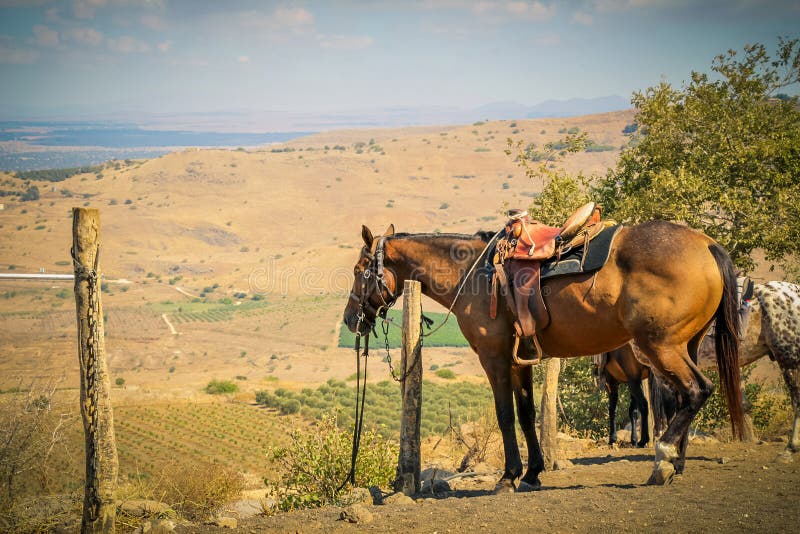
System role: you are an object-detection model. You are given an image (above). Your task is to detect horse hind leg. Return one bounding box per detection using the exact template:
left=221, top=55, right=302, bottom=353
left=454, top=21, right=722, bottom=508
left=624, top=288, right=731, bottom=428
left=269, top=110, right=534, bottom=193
left=639, top=344, right=713, bottom=483
left=512, top=365, right=544, bottom=491
left=780, top=365, right=800, bottom=453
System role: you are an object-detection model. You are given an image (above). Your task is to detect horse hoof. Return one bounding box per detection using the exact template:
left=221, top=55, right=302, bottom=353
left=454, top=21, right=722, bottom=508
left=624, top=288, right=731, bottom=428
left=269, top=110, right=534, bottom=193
left=493, top=480, right=516, bottom=494
left=636, top=442, right=648, bottom=449
left=646, top=460, right=675, bottom=485
left=775, top=450, right=795, bottom=464
left=516, top=480, right=541, bottom=493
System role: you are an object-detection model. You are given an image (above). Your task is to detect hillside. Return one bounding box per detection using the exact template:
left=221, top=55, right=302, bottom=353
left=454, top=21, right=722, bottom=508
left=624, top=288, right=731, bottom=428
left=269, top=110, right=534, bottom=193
left=0, top=109, right=634, bottom=395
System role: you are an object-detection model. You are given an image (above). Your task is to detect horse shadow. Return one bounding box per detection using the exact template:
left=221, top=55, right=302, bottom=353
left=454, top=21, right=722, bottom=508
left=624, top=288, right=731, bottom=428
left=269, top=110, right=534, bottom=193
left=570, top=454, right=715, bottom=466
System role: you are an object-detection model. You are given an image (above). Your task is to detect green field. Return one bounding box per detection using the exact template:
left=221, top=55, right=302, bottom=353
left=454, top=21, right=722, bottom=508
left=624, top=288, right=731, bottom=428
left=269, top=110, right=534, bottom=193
left=338, top=309, right=470, bottom=348
left=257, top=378, right=492, bottom=437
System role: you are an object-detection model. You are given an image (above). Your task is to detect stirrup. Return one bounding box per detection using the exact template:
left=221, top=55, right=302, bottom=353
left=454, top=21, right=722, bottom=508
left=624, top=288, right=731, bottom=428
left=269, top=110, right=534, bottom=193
left=511, top=322, right=542, bottom=367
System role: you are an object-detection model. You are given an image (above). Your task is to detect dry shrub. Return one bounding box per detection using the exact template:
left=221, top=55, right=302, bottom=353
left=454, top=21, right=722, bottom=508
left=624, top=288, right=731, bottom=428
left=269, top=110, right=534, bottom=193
left=117, top=462, right=245, bottom=522
left=0, top=381, right=76, bottom=506
left=0, top=492, right=81, bottom=533
left=448, top=405, right=501, bottom=472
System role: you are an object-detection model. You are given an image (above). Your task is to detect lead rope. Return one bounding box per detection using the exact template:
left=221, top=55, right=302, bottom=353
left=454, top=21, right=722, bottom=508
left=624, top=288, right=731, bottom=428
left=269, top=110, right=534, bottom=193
left=339, top=311, right=370, bottom=492
left=72, top=244, right=101, bottom=521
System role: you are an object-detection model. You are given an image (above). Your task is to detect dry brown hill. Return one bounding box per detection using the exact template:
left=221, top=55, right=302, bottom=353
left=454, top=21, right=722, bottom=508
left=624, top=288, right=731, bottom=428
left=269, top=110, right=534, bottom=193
left=0, top=110, right=636, bottom=395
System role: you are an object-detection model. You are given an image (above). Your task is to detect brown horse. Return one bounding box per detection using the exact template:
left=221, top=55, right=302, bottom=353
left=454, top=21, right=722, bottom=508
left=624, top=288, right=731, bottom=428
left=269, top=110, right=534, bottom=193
left=596, top=345, right=652, bottom=447
left=343, top=220, right=744, bottom=490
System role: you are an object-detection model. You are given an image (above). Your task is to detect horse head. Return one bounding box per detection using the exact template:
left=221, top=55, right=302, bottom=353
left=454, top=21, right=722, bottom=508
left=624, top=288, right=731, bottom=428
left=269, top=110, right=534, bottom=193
left=342, top=223, right=397, bottom=335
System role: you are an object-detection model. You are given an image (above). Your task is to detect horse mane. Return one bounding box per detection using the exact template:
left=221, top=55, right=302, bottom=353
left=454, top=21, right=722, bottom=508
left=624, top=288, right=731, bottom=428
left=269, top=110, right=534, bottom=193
left=389, top=230, right=495, bottom=242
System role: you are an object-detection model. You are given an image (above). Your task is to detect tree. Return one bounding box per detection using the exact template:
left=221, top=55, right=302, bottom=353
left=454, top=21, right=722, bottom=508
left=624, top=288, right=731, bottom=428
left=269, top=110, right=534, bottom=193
left=596, top=39, right=800, bottom=271
left=506, top=132, right=591, bottom=225
left=20, top=186, right=39, bottom=202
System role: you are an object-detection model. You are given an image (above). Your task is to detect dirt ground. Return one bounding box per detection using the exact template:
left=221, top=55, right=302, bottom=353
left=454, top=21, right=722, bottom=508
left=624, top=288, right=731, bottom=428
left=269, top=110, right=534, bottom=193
left=180, top=441, right=799, bottom=534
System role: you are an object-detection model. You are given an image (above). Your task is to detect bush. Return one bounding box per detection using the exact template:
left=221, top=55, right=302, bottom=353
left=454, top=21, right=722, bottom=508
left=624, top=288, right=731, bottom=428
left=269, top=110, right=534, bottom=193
left=266, top=412, right=397, bottom=511
left=435, top=369, right=456, bottom=380
left=204, top=380, right=238, bottom=395
left=20, top=186, right=39, bottom=202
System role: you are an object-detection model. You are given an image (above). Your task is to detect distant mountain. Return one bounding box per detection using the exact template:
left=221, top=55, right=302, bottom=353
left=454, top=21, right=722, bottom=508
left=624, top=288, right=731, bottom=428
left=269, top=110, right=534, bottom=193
left=526, top=96, right=631, bottom=117
left=472, top=96, right=630, bottom=121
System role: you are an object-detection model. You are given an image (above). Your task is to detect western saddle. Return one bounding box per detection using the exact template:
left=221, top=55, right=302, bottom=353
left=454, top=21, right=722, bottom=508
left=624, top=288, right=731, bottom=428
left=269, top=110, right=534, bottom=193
left=492, top=201, right=607, bottom=366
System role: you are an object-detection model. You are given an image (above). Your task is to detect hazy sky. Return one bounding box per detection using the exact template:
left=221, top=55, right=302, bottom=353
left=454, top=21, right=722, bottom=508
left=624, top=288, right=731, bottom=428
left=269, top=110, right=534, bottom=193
left=0, top=0, right=798, bottom=119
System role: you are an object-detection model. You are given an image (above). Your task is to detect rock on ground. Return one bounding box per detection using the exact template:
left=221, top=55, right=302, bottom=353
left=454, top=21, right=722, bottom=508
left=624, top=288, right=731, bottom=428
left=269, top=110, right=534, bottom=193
left=210, top=517, right=237, bottom=529
left=340, top=504, right=373, bottom=524
left=383, top=493, right=415, bottom=506
left=136, top=519, right=175, bottom=533
left=120, top=500, right=174, bottom=518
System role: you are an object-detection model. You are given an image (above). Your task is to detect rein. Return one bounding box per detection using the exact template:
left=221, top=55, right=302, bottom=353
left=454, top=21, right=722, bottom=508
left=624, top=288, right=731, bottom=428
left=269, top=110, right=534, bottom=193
left=338, top=307, right=370, bottom=492
left=421, top=229, right=502, bottom=337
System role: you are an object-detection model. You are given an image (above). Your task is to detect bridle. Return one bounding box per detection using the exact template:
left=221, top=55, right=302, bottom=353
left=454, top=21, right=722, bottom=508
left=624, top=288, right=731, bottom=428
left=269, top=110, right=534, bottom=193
left=349, top=236, right=398, bottom=332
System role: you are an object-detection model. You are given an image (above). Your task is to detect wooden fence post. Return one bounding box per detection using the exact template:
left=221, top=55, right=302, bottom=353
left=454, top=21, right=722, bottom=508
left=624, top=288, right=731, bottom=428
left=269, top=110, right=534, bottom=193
left=540, top=357, right=561, bottom=470
left=73, top=208, right=118, bottom=533
left=395, top=280, right=422, bottom=495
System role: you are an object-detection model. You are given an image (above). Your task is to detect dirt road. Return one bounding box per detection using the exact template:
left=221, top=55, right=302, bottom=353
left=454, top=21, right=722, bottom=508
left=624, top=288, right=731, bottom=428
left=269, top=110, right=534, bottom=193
left=183, top=441, right=798, bottom=533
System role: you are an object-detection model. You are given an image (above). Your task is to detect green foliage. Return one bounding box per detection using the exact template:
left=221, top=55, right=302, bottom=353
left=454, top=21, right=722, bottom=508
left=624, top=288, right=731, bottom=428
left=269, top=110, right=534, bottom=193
left=115, top=377, right=125, bottom=387
left=548, top=358, right=612, bottom=440
left=256, top=378, right=492, bottom=437
left=434, top=369, right=456, bottom=379
left=595, top=39, right=800, bottom=271
left=20, top=186, right=39, bottom=202
left=15, top=165, right=104, bottom=182
left=204, top=380, right=238, bottom=395
left=266, top=412, right=397, bottom=511
left=691, top=364, right=790, bottom=438
left=506, top=131, right=591, bottom=223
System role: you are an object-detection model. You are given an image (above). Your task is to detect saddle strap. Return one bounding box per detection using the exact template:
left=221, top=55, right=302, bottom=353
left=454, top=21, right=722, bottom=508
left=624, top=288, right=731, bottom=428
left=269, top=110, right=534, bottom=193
left=490, top=271, right=498, bottom=319
left=512, top=263, right=550, bottom=336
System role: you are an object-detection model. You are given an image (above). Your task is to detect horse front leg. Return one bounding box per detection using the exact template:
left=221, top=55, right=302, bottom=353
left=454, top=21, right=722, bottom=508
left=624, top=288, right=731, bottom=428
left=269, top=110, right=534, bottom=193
left=630, top=380, right=650, bottom=447
left=628, top=388, right=639, bottom=446
left=481, top=355, right=523, bottom=493
left=512, top=365, right=543, bottom=491
left=608, top=381, right=619, bottom=446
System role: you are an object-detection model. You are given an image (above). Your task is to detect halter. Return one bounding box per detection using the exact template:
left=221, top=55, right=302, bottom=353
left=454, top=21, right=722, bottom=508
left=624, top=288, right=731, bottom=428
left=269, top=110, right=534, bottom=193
left=350, top=236, right=398, bottom=330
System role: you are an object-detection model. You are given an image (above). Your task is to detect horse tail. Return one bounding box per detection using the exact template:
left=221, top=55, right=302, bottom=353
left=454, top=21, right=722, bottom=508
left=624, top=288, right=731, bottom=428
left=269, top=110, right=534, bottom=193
left=709, top=243, right=745, bottom=440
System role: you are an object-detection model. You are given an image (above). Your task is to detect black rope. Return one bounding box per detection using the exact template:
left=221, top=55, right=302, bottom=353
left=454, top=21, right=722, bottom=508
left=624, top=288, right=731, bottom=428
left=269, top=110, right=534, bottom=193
left=338, top=331, right=369, bottom=492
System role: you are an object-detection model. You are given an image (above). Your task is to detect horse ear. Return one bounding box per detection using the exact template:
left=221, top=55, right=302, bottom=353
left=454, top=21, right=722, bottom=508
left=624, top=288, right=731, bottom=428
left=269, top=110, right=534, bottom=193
left=361, top=225, right=374, bottom=247
left=384, top=224, right=395, bottom=236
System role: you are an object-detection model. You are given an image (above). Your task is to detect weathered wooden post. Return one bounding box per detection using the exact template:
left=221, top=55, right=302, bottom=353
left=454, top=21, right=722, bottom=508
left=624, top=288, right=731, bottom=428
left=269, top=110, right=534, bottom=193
left=540, top=357, right=561, bottom=470
left=73, top=208, right=118, bottom=533
left=395, top=280, right=422, bottom=495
